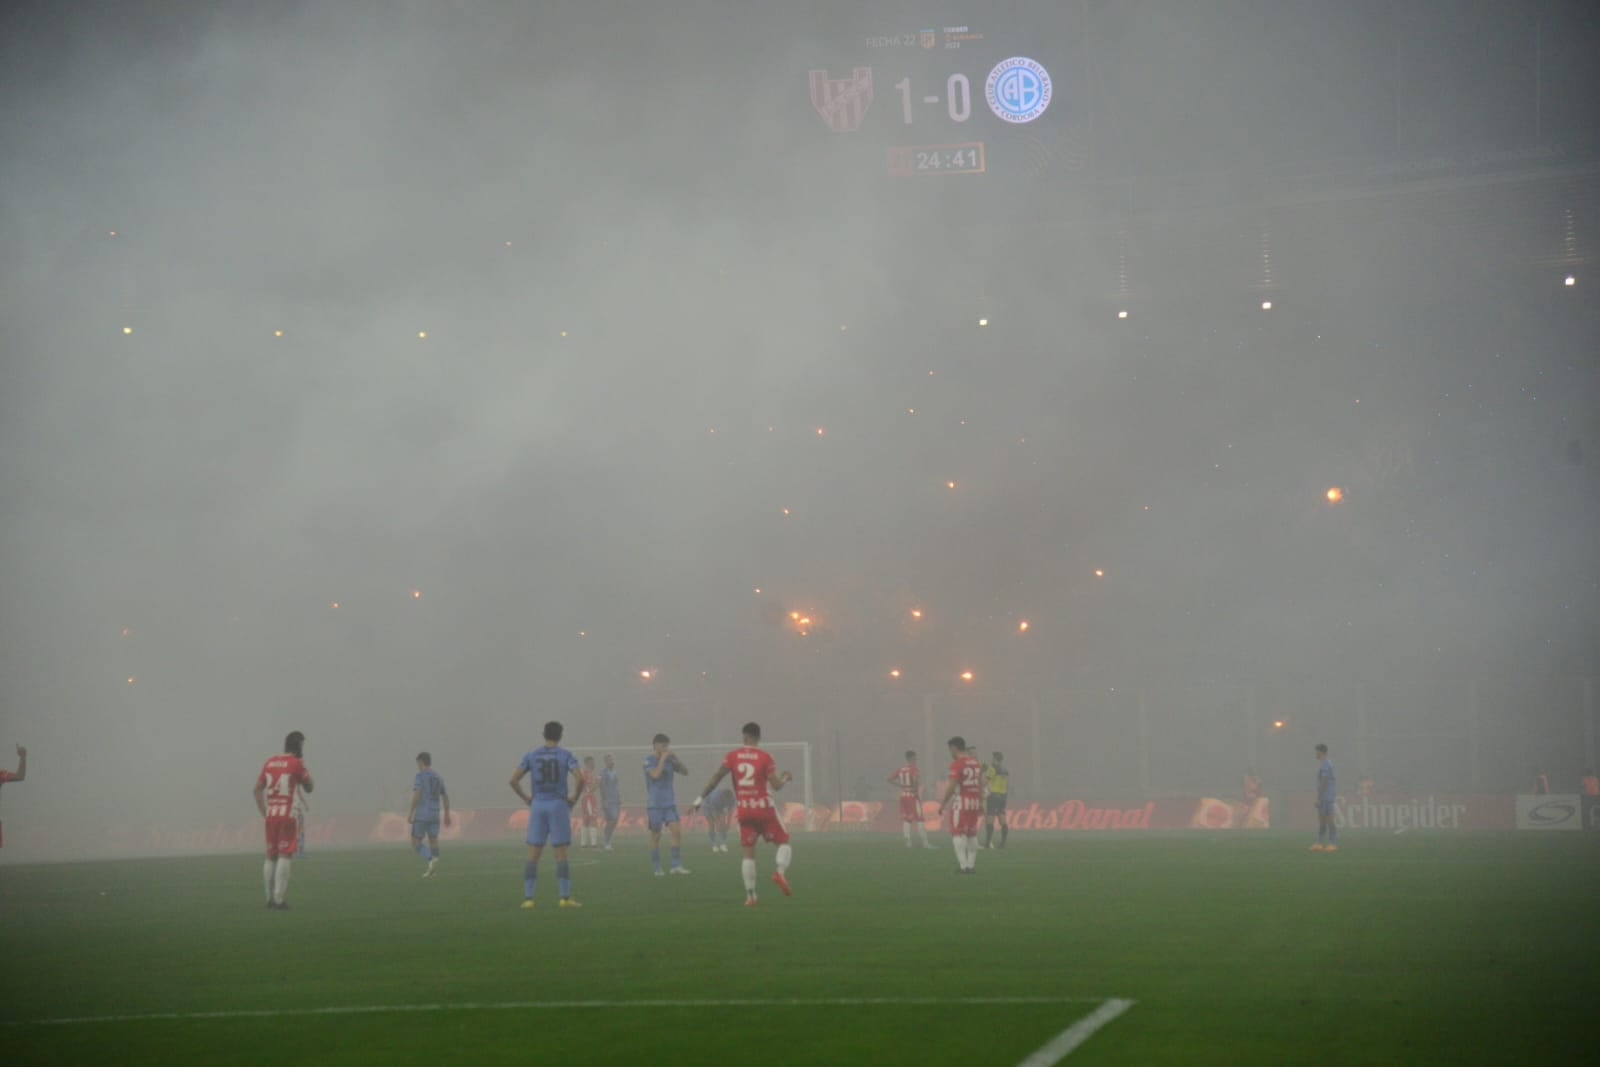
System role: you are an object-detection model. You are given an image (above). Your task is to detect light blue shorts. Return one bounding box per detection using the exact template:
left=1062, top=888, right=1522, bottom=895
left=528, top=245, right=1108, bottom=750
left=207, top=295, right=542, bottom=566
left=527, top=799, right=572, bottom=847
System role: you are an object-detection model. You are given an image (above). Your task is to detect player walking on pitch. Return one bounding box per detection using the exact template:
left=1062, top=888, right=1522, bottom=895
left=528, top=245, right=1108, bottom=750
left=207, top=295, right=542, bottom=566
left=888, top=750, right=932, bottom=848
left=407, top=752, right=451, bottom=876
left=578, top=756, right=601, bottom=848
left=938, top=736, right=983, bottom=873
left=599, top=753, right=621, bottom=850
left=693, top=721, right=793, bottom=905
left=1310, top=743, right=1338, bottom=852
left=254, top=731, right=314, bottom=909
left=0, top=744, right=27, bottom=849
left=644, top=734, right=691, bottom=875
left=703, top=785, right=734, bottom=851
left=510, top=721, right=584, bottom=908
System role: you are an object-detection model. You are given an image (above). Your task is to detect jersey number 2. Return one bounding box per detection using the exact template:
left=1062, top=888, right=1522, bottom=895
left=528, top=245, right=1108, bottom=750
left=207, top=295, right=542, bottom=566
left=736, top=762, right=757, bottom=788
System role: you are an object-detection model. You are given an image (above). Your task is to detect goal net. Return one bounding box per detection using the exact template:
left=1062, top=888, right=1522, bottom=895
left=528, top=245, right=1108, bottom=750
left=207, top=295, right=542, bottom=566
left=381, top=743, right=813, bottom=841
left=566, top=742, right=814, bottom=832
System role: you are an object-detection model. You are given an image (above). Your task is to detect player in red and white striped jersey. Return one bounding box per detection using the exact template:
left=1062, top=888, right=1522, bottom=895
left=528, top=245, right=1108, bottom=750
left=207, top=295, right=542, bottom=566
left=692, top=722, right=793, bottom=905
left=253, top=731, right=314, bottom=910
left=887, top=750, right=932, bottom=849
left=937, top=736, right=983, bottom=873
left=0, top=744, right=27, bottom=849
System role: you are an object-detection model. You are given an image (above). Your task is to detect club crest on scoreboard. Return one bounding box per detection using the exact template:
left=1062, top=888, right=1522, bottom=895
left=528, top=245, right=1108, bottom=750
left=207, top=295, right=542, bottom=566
left=986, top=56, right=1052, bottom=124
left=810, top=67, right=874, bottom=132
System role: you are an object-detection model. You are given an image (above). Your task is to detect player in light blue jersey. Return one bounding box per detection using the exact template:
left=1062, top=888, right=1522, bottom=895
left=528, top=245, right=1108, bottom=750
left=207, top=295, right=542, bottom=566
left=510, top=721, right=584, bottom=908
left=1311, top=743, right=1338, bottom=851
left=599, top=753, right=622, bottom=850
left=408, top=752, right=451, bottom=877
left=704, top=786, right=734, bottom=851
left=643, top=733, right=690, bottom=875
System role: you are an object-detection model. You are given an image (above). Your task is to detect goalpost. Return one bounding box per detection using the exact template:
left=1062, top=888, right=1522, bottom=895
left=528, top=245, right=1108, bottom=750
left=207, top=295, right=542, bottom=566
left=566, top=742, right=814, bottom=829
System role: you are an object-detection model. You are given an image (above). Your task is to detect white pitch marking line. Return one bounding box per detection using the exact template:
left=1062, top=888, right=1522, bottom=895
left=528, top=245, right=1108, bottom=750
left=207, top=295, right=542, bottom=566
left=6, top=995, right=1109, bottom=1028
left=1014, top=998, right=1136, bottom=1066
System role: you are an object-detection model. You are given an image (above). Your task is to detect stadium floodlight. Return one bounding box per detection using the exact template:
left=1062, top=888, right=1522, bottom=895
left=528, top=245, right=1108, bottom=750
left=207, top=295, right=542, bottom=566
left=1260, top=300, right=1273, bottom=311
left=1565, top=276, right=1576, bottom=287
left=1117, top=309, right=1128, bottom=319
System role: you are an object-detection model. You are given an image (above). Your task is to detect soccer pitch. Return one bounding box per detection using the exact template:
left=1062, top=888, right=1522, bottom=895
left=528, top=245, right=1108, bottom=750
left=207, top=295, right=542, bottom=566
left=2, top=833, right=1595, bottom=1065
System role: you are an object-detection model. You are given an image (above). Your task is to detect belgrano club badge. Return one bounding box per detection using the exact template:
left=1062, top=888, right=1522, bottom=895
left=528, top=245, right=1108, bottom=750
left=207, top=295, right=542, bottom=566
left=985, top=56, right=1051, bottom=123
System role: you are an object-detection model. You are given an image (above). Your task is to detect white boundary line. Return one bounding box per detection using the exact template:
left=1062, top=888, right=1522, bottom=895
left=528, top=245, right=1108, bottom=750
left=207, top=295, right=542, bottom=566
left=5, top=995, right=1112, bottom=1028
left=1014, top=998, right=1137, bottom=1066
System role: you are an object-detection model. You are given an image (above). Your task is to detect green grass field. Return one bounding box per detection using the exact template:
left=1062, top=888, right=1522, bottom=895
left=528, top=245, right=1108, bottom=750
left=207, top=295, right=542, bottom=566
left=2, top=832, right=1596, bottom=1065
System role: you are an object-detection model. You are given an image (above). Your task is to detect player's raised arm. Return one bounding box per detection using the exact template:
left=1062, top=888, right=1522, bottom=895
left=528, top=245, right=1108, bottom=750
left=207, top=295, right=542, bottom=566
left=769, top=768, right=793, bottom=791
left=510, top=764, right=532, bottom=806
left=11, top=745, right=25, bottom=782
left=669, top=753, right=689, bottom=776
left=692, top=765, right=730, bottom=808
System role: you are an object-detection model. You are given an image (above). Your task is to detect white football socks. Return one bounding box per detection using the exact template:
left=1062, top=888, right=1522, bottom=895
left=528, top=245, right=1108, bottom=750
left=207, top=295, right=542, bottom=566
left=263, top=858, right=275, bottom=902
left=273, top=857, right=292, bottom=903
left=775, top=843, right=792, bottom=873
left=919, top=823, right=930, bottom=846
left=741, top=858, right=757, bottom=894
left=953, top=835, right=965, bottom=866
left=964, top=835, right=976, bottom=870
left=903, top=823, right=912, bottom=845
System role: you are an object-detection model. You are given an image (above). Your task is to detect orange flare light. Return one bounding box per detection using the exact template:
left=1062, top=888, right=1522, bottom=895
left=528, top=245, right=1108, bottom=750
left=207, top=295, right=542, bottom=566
left=1326, top=487, right=1344, bottom=503
left=910, top=608, right=923, bottom=619
left=1018, top=620, right=1030, bottom=632
left=889, top=668, right=901, bottom=679
left=959, top=671, right=974, bottom=682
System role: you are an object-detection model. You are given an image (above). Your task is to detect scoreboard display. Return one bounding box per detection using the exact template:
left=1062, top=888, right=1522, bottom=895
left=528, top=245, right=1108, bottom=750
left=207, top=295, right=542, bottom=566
left=803, top=16, right=1085, bottom=182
